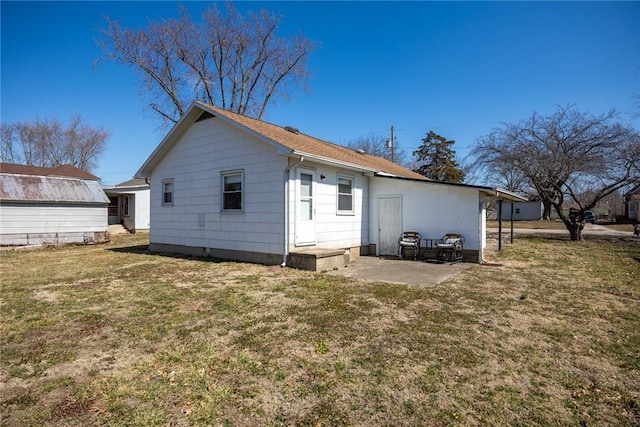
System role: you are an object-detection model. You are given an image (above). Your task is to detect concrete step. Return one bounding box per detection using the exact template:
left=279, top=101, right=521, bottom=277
left=108, top=224, right=129, bottom=235
left=288, top=248, right=349, bottom=272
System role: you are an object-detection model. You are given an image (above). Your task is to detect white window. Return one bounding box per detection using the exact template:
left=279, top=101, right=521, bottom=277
left=123, top=196, right=130, bottom=216
left=162, top=179, right=173, bottom=205
left=337, top=175, right=354, bottom=214
left=222, top=171, right=243, bottom=212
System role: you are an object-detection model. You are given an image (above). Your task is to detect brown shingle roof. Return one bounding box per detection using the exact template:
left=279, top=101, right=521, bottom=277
left=202, top=103, right=428, bottom=180
left=113, top=177, right=148, bottom=188
left=0, top=163, right=99, bottom=181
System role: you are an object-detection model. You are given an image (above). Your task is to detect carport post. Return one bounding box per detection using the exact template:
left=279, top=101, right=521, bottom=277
left=511, top=202, right=514, bottom=244
left=498, top=199, right=503, bottom=251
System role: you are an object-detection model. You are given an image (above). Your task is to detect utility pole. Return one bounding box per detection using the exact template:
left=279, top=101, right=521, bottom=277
left=388, top=125, right=395, bottom=163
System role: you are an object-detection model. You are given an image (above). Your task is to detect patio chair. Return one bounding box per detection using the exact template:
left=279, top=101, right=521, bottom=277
left=435, top=233, right=464, bottom=263
left=398, top=231, right=421, bottom=261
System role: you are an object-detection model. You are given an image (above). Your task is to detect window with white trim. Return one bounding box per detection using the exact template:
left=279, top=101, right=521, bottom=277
left=123, top=195, right=130, bottom=216
left=222, top=170, right=243, bottom=212
left=162, top=179, right=174, bottom=205
left=337, top=176, right=354, bottom=213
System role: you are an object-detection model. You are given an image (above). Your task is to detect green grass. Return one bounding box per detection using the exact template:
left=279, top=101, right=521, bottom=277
left=1, top=232, right=639, bottom=426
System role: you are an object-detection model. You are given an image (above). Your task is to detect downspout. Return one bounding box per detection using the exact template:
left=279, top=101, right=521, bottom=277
left=282, top=156, right=304, bottom=267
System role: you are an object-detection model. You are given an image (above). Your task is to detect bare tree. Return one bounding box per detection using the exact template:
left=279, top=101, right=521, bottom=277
left=0, top=116, right=110, bottom=173
left=96, top=3, right=316, bottom=125
left=470, top=105, right=640, bottom=240
left=344, top=132, right=408, bottom=166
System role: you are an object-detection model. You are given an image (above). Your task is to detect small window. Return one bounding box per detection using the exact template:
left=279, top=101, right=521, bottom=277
left=515, top=208, right=520, bottom=214
left=222, top=171, right=243, bottom=211
left=123, top=196, right=130, bottom=216
left=162, top=179, right=174, bottom=205
left=337, top=176, right=354, bottom=213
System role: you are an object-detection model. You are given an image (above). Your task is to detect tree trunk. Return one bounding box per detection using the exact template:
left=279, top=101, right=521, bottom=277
left=565, top=221, right=584, bottom=241
left=542, top=200, right=553, bottom=220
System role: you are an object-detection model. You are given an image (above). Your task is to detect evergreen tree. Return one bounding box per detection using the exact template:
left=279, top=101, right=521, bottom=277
left=413, top=131, right=465, bottom=183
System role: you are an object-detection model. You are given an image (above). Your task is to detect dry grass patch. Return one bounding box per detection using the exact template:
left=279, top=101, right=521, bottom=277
left=1, top=233, right=639, bottom=426
left=487, top=219, right=569, bottom=229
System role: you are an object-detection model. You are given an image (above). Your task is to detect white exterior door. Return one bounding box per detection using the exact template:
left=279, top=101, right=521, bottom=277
left=295, top=168, right=316, bottom=246
left=378, top=196, right=402, bottom=256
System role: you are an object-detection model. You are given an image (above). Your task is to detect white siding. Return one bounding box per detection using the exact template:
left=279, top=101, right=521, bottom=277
left=369, top=177, right=482, bottom=251
left=501, top=201, right=543, bottom=221
left=149, top=117, right=286, bottom=254
left=288, top=163, right=368, bottom=251
left=0, top=204, right=108, bottom=245
left=130, top=188, right=150, bottom=230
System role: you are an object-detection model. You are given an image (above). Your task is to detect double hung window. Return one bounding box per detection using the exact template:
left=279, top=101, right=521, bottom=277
left=337, top=176, right=354, bottom=214
left=162, top=179, right=174, bottom=205
left=222, top=171, right=243, bottom=211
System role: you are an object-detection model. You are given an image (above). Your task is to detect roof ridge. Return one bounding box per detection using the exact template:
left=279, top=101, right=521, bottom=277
left=200, top=103, right=427, bottom=180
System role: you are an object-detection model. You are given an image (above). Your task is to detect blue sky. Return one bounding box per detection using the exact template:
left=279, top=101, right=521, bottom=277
left=2, top=1, right=639, bottom=185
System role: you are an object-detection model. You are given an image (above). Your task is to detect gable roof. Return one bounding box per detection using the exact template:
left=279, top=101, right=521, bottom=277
left=0, top=163, right=99, bottom=181
left=0, top=175, right=109, bottom=204
left=111, top=178, right=149, bottom=188
left=624, top=184, right=640, bottom=198
left=136, top=101, right=427, bottom=180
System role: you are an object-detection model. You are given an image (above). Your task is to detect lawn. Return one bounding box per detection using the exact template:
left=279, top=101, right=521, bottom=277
left=1, top=233, right=639, bottom=426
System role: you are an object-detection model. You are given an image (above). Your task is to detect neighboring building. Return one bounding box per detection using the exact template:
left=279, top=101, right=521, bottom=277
left=135, top=102, right=523, bottom=270
left=624, top=184, right=640, bottom=222
left=0, top=163, right=110, bottom=246
left=103, top=178, right=150, bottom=232
left=500, top=201, right=544, bottom=221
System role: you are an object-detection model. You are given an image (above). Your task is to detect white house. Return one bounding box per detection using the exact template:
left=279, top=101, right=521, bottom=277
left=136, top=102, right=523, bottom=270
left=499, top=201, right=544, bottom=221
left=0, top=163, right=110, bottom=246
left=624, top=184, right=640, bottom=222
left=103, top=178, right=150, bottom=232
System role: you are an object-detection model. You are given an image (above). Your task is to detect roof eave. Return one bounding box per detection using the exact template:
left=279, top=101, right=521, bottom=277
left=136, top=102, right=293, bottom=178
left=135, top=104, right=205, bottom=178
left=371, top=173, right=526, bottom=201
left=291, top=150, right=379, bottom=173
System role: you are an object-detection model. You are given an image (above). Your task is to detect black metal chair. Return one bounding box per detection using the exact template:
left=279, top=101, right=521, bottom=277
left=398, top=231, right=421, bottom=261
left=435, top=233, right=464, bottom=263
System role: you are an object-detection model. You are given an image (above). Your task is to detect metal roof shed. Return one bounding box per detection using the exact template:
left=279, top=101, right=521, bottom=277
left=0, top=163, right=110, bottom=246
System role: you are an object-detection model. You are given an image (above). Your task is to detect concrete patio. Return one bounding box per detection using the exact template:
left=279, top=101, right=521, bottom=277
left=325, top=255, right=472, bottom=286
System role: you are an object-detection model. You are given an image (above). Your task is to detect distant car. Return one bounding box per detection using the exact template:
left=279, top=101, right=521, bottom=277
left=584, top=211, right=596, bottom=223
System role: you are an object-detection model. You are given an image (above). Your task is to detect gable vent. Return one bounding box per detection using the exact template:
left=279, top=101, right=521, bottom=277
left=196, top=111, right=215, bottom=122
left=284, top=126, right=300, bottom=134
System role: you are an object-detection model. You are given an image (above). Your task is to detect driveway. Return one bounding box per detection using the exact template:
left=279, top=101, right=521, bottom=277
left=326, top=256, right=472, bottom=287
left=488, top=223, right=636, bottom=237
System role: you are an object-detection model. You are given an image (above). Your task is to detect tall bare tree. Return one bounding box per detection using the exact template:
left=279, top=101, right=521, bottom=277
left=470, top=105, right=640, bottom=240
left=96, top=3, right=316, bottom=125
left=0, top=116, right=110, bottom=173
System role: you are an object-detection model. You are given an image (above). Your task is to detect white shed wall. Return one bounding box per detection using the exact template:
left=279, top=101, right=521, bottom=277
left=0, top=203, right=108, bottom=245
left=149, top=117, right=286, bottom=255
left=369, top=177, right=482, bottom=251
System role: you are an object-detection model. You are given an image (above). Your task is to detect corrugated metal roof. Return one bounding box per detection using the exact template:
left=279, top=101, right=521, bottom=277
left=0, top=163, right=99, bottom=180
left=0, top=174, right=109, bottom=204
